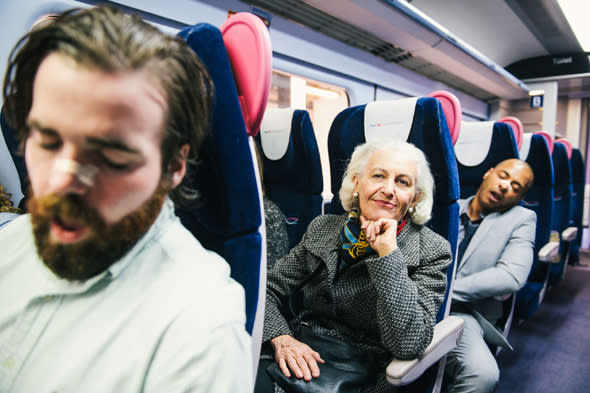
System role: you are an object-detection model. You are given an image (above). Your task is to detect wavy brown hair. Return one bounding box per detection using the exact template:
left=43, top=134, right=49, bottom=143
left=3, top=5, right=213, bottom=205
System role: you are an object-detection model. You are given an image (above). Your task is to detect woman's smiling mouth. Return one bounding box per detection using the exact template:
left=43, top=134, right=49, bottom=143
left=373, top=199, right=396, bottom=209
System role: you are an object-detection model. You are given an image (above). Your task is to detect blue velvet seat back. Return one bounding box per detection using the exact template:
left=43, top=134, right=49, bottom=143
left=327, top=97, right=460, bottom=322
left=570, top=148, right=585, bottom=259
left=327, top=98, right=459, bottom=237
left=0, top=107, right=27, bottom=209
left=176, top=24, right=263, bottom=334
left=456, top=123, right=519, bottom=199
left=550, top=143, right=573, bottom=233
left=255, top=109, right=323, bottom=248
left=454, top=123, right=521, bottom=330
left=454, top=123, right=519, bottom=314
left=515, top=134, right=554, bottom=319
left=327, top=97, right=459, bottom=393
left=548, top=142, right=573, bottom=285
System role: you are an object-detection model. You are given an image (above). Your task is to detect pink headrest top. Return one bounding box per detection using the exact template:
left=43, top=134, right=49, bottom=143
left=534, top=131, right=554, bottom=154
left=499, top=116, right=523, bottom=149
left=555, top=138, right=573, bottom=159
left=428, top=90, right=462, bottom=145
left=221, top=13, right=272, bottom=137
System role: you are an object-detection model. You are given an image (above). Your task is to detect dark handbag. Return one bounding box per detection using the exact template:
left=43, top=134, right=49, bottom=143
left=266, top=322, right=378, bottom=393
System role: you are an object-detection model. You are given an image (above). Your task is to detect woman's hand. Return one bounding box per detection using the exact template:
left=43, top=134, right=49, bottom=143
left=270, top=334, right=325, bottom=381
left=360, top=216, right=399, bottom=257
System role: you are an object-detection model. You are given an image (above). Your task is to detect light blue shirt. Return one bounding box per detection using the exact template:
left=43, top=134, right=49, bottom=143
left=0, top=199, right=252, bottom=393
left=0, top=212, right=18, bottom=228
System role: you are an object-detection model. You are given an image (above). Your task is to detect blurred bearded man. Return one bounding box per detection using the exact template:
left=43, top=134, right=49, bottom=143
left=0, top=6, right=251, bottom=392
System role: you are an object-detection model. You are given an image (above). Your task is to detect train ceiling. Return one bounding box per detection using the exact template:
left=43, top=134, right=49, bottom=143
left=243, top=0, right=589, bottom=101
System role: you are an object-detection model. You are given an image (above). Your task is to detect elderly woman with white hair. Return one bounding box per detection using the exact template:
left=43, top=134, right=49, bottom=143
left=255, top=139, right=452, bottom=393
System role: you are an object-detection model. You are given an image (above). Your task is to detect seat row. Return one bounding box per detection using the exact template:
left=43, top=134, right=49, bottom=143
left=259, top=94, right=463, bottom=392
left=0, top=11, right=585, bottom=393
left=258, top=94, right=586, bottom=387
left=0, top=13, right=464, bottom=392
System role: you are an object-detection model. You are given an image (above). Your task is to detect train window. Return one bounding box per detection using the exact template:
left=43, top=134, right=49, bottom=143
left=268, top=70, right=349, bottom=199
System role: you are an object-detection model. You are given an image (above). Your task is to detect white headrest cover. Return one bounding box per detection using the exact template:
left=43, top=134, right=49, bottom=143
left=519, top=133, right=533, bottom=160
left=455, top=121, right=495, bottom=167
left=364, top=98, right=418, bottom=142
left=259, top=108, right=294, bottom=161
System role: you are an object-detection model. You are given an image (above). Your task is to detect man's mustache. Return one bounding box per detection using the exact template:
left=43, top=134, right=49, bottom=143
left=29, top=193, right=106, bottom=233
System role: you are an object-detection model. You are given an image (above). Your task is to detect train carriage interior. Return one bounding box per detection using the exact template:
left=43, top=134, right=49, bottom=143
left=2, top=0, right=590, bottom=392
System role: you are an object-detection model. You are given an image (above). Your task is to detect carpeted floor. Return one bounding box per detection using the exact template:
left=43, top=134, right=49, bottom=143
left=496, top=257, right=590, bottom=393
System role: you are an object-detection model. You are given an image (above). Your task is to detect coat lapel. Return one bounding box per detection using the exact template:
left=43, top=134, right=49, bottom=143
left=459, top=211, right=500, bottom=267
left=395, top=221, right=421, bottom=267
left=305, top=214, right=344, bottom=280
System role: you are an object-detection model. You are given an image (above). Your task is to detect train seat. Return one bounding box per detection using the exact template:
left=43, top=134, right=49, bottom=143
left=535, top=131, right=554, bottom=154
left=514, top=133, right=556, bottom=320
left=255, top=107, right=323, bottom=248
left=0, top=111, right=22, bottom=227
left=556, top=139, right=579, bottom=250
left=427, top=90, right=462, bottom=145
left=328, top=97, right=460, bottom=249
left=176, top=17, right=268, bottom=375
left=566, top=146, right=585, bottom=264
left=548, top=139, right=576, bottom=285
left=220, top=12, right=272, bottom=137
left=454, top=121, right=519, bottom=198
left=0, top=107, right=26, bottom=210
left=499, top=116, right=524, bottom=150
left=327, top=97, right=463, bottom=391
left=453, top=120, right=521, bottom=354
left=0, top=2, right=77, bottom=212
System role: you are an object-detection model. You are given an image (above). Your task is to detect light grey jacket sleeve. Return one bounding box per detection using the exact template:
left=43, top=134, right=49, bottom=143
left=453, top=208, right=536, bottom=302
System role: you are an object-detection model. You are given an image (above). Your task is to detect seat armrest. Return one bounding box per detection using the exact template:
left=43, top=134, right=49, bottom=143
left=386, top=315, right=464, bottom=386
left=538, top=241, right=560, bottom=262
left=561, top=227, right=578, bottom=242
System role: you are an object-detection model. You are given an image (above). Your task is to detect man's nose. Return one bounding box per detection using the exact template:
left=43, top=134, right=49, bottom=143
left=499, top=179, right=510, bottom=192
left=48, top=151, right=97, bottom=196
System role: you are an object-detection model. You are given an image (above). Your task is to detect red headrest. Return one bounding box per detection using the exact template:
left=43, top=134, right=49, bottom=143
left=428, top=90, right=461, bottom=145
left=499, top=116, right=523, bottom=150
left=555, top=138, right=573, bottom=159
left=221, top=13, right=272, bottom=137
left=534, top=131, right=554, bottom=154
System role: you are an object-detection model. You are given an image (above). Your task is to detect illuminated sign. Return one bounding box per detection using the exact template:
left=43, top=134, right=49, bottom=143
left=530, top=95, right=544, bottom=108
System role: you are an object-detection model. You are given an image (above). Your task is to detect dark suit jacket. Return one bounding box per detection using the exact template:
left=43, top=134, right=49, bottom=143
left=263, top=213, right=451, bottom=369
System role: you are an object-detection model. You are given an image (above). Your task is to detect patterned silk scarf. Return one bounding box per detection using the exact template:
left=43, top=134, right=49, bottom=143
left=339, top=210, right=374, bottom=271
left=338, top=211, right=408, bottom=272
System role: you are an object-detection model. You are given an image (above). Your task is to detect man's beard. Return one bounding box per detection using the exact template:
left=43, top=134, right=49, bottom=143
left=27, top=181, right=170, bottom=281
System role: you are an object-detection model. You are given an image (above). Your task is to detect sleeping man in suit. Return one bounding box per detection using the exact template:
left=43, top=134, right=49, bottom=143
left=444, top=158, right=535, bottom=393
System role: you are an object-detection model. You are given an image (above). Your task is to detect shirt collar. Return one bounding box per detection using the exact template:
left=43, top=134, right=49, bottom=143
left=460, top=196, right=486, bottom=222
left=106, top=197, right=175, bottom=280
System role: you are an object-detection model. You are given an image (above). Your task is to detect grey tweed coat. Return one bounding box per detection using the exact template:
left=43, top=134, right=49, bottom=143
left=262, top=213, right=452, bottom=392
left=263, top=198, right=290, bottom=270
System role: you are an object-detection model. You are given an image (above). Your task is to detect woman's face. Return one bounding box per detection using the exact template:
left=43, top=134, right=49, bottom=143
left=353, top=149, right=419, bottom=222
